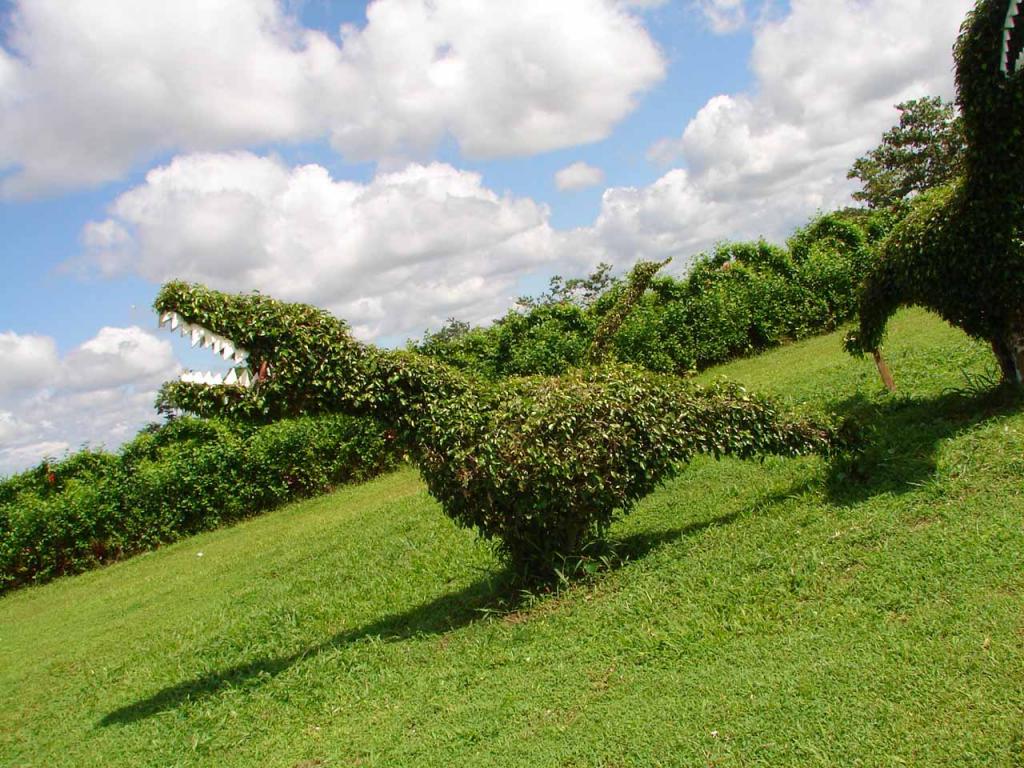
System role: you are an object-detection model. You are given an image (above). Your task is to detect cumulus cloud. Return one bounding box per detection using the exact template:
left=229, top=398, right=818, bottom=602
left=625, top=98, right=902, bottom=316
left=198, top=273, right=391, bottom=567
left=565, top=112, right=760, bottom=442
left=0, top=332, right=60, bottom=395
left=623, top=0, right=974, bottom=267
left=555, top=162, right=606, bottom=191
left=83, top=153, right=570, bottom=339
left=0, top=0, right=664, bottom=197
left=70, top=0, right=974, bottom=345
left=0, top=327, right=179, bottom=476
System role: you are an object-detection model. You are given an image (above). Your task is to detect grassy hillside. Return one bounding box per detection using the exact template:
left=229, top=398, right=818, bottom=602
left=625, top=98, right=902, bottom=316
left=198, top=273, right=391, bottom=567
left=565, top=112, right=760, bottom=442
left=2, top=309, right=1022, bottom=767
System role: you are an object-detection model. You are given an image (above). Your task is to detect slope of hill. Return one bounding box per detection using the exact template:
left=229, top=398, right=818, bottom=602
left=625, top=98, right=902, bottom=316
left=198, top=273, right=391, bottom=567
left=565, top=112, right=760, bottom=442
left=2, top=309, right=1021, bottom=767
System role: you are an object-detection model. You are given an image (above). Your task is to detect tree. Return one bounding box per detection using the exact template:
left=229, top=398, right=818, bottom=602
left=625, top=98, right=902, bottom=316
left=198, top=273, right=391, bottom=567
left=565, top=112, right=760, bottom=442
left=847, top=96, right=966, bottom=209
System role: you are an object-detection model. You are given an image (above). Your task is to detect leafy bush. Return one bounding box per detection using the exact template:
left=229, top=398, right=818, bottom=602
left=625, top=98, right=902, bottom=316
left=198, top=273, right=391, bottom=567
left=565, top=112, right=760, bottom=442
left=415, top=211, right=892, bottom=379
left=0, top=414, right=400, bottom=592
left=414, top=365, right=837, bottom=579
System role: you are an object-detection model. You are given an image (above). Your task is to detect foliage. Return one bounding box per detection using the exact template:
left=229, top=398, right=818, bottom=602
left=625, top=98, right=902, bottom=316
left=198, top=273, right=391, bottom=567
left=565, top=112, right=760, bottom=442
left=156, top=275, right=841, bottom=580
left=586, top=258, right=669, bottom=365
left=155, top=281, right=379, bottom=423
left=847, top=96, right=966, bottom=209
left=413, top=319, right=501, bottom=377
left=414, top=210, right=891, bottom=380
left=0, top=414, right=399, bottom=591
left=492, top=302, right=595, bottom=376
left=415, top=366, right=835, bottom=577
left=850, top=0, right=1024, bottom=384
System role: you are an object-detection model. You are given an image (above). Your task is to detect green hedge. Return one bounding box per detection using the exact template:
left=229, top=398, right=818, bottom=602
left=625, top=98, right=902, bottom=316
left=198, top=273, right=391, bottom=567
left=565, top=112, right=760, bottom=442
left=0, top=414, right=400, bottom=592
left=416, top=209, right=893, bottom=378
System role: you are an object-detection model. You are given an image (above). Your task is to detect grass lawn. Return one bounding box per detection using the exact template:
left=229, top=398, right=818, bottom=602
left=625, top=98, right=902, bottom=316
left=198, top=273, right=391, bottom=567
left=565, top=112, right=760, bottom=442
left=1, top=308, right=1022, bottom=767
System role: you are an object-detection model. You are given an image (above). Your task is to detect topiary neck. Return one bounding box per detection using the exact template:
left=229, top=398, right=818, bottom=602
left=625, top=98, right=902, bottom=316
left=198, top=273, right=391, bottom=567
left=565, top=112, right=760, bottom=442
left=359, top=347, right=477, bottom=432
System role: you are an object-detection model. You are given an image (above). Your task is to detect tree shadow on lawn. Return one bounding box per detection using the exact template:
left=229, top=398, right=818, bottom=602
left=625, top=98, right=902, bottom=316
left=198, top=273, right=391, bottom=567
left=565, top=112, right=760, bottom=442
left=98, top=567, right=517, bottom=727
left=99, top=486, right=794, bottom=727
left=825, top=382, right=1023, bottom=505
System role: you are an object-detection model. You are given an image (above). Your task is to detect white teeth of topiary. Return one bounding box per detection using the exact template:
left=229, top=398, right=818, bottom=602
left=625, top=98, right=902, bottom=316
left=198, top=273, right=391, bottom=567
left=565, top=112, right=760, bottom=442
left=179, top=367, right=253, bottom=388
left=1004, top=0, right=1021, bottom=73
left=160, top=309, right=251, bottom=388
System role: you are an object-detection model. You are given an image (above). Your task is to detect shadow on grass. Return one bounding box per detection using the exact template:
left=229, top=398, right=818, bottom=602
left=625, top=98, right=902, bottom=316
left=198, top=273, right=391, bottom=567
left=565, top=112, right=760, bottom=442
left=825, top=382, right=1023, bottom=505
left=100, top=486, right=791, bottom=727
left=99, top=567, right=517, bottom=727
left=97, top=379, right=1019, bottom=729
left=610, top=480, right=811, bottom=564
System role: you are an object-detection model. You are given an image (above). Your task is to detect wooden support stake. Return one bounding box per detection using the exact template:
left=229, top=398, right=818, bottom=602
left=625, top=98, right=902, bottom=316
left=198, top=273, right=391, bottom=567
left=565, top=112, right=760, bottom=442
left=873, top=349, right=895, bottom=392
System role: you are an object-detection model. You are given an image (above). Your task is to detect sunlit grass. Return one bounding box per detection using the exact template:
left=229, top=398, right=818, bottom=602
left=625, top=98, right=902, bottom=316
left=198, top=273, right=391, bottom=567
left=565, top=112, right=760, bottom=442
left=2, top=309, right=1022, bottom=767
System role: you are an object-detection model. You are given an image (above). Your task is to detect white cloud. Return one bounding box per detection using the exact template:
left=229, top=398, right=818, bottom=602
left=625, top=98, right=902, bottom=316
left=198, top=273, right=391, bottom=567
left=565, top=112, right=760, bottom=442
left=623, top=0, right=974, bottom=267
left=71, top=0, right=974, bottom=345
left=0, top=332, right=60, bottom=395
left=0, top=328, right=179, bottom=476
left=619, top=0, right=670, bottom=9
left=64, top=327, right=179, bottom=392
left=0, top=411, right=33, bottom=445
left=0, top=441, right=71, bottom=474
left=83, top=153, right=568, bottom=340
left=0, top=0, right=664, bottom=197
left=555, top=162, right=606, bottom=191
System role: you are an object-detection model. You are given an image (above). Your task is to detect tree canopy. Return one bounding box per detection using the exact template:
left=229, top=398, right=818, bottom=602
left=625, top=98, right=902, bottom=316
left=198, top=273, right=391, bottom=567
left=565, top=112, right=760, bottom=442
left=847, top=96, right=966, bottom=209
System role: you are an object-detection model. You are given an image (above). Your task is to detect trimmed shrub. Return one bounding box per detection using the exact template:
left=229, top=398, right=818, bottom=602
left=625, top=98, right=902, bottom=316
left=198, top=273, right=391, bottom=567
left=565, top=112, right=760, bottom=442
left=412, top=364, right=837, bottom=579
left=0, top=414, right=400, bottom=592
left=415, top=211, right=892, bottom=379
left=155, top=271, right=843, bottom=582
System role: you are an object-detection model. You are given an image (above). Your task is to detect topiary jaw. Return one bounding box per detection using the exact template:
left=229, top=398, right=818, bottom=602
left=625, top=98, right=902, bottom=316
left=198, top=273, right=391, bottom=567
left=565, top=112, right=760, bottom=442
left=1001, top=0, right=1024, bottom=75
left=153, top=281, right=365, bottom=422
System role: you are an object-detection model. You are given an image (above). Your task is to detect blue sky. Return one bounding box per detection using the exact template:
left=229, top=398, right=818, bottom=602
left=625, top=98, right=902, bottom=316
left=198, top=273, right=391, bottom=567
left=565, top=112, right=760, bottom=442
left=0, top=0, right=973, bottom=473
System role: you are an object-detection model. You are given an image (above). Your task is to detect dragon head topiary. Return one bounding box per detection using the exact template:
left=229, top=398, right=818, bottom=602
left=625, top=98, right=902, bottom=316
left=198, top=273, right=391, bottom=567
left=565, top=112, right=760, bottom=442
left=154, top=281, right=383, bottom=422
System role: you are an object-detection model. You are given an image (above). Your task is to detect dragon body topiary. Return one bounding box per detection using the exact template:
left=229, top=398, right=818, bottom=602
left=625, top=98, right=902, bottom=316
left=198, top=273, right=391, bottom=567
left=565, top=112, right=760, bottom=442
left=849, top=0, right=1024, bottom=384
left=155, top=264, right=837, bottom=578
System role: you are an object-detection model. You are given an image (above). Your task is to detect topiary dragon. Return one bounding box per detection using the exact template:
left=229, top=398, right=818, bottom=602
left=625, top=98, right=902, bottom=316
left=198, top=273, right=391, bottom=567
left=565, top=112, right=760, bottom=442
left=155, top=262, right=838, bottom=579
left=848, top=0, right=1024, bottom=386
